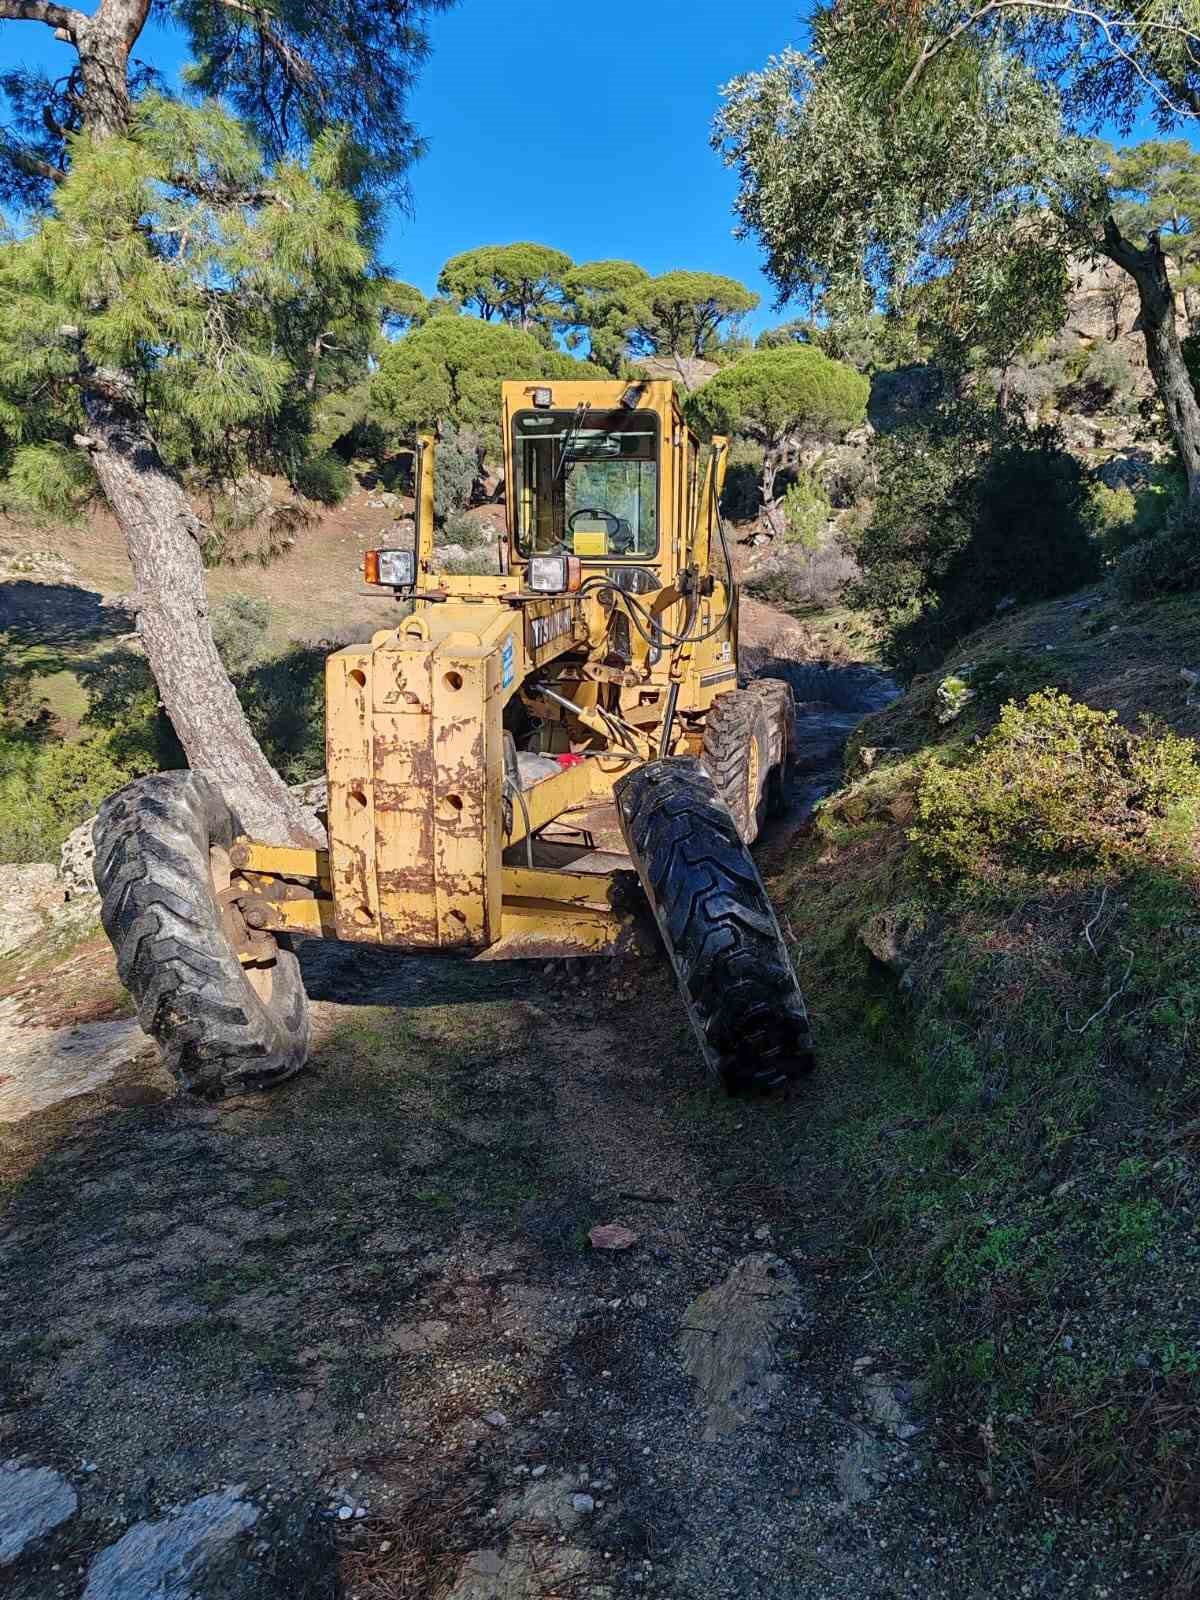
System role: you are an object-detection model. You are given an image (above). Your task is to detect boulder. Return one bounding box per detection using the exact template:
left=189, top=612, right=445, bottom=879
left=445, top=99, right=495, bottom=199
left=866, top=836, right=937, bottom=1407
left=0, top=864, right=66, bottom=958
left=0, top=1462, right=78, bottom=1566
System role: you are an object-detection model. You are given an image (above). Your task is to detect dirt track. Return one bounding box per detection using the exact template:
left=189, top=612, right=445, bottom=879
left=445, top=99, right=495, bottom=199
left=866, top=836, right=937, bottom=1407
left=0, top=596, right=1120, bottom=1598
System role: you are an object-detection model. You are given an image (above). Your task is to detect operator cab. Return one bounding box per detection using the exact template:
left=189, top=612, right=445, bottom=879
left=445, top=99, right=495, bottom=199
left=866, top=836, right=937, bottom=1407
left=511, top=405, right=659, bottom=567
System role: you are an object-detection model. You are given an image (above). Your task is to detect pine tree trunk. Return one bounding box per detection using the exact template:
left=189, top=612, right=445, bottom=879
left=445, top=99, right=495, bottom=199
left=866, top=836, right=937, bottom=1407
left=81, top=371, right=323, bottom=845
left=59, top=0, right=323, bottom=845
left=1101, top=219, right=1200, bottom=499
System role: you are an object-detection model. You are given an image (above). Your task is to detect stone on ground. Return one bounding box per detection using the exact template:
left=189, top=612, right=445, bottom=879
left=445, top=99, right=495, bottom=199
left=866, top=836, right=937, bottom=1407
left=83, top=1486, right=334, bottom=1600
left=0, top=1462, right=78, bottom=1566
left=678, top=1253, right=802, bottom=1440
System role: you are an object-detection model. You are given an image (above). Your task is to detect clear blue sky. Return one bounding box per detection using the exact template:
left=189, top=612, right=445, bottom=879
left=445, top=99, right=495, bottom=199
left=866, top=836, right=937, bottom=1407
left=6, top=3, right=1193, bottom=339
left=1, top=1, right=803, bottom=335
left=395, top=1, right=803, bottom=333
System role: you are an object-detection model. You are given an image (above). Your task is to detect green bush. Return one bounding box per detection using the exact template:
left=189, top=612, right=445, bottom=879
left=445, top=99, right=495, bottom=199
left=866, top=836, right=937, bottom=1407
left=849, top=408, right=1102, bottom=676
left=781, top=470, right=829, bottom=548
left=1115, top=496, right=1200, bottom=599
left=439, top=509, right=490, bottom=550
left=720, top=439, right=763, bottom=522
left=291, top=450, right=351, bottom=506
left=211, top=594, right=271, bottom=675
left=911, top=690, right=1200, bottom=888
left=0, top=730, right=155, bottom=863
left=434, top=427, right=481, bottom=524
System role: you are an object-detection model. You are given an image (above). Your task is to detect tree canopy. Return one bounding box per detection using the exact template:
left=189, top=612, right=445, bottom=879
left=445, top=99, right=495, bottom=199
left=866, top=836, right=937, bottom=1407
left=436, top=243, right=573, bottom=335
left=370, top=316, right=602, bottom=454
left=627, top=269, right=759, bottom=358
left=561, top=259, right=650, bottom=372
left=0, top=0, right=453, bottom=843
left=688, top=344, right=868, bottom=534
left=715, top=2, right=1200, bottom=495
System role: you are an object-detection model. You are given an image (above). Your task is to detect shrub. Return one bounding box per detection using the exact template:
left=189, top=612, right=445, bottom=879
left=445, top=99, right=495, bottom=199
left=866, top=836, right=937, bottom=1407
left=0, top=729, right=155, bottom=863
left=911, top=690, right=1200, bottom=888
left=1115, top=496, right=1200, bottom=599
left=434, top=427, right=482, bottom=524
left=720, top=439, right=763, bottom=522
left=211, top=594, right=271, bottom=675
left=781, top=471, right=829, bottom=548
left=439, top=509, right=491, bottom=550
left=292, top=450, right=351, bottom=506
left=849, top=407, right=1102, bottom=675
left=743, top=541, right=858, bottom=610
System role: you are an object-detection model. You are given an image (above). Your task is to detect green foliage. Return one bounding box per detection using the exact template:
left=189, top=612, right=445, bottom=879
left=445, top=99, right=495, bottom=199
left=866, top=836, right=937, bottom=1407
left=370, top=316, right=602, bottom=457
left=626, top=269, right=759, bottom=359
left=1, top=444, right=96, bottom=523
left=720, top=439, right=764, bottom=521
left=688, top=345, right=869, bottom=450
left=0, top=103, right=373, bottom=516
left=561, top=259, right=650, bottom=373
left=911, top=690, right=1200, bottom=887
left=436, top=243, right=573, bottom=334
left=781, top=470, right=829, bottom=548
left=291, top=451, right=352, bottom=507
left=210, top=595, right=271, bottom=676
left=715, top=21, right=1092, bottom=376
left=439, top=509, right=489, bottom=551
left=433, top=427, right=481, bottom=523
left=1107, top=139, right=1200, bottom=300
left=849, top=406, right=1102, bottom=674
left=1115, top=496, right=1200, bottom=598
left=0, top=728, right=155, bottom=864
left=1087, top=481, right=1138, bottom=554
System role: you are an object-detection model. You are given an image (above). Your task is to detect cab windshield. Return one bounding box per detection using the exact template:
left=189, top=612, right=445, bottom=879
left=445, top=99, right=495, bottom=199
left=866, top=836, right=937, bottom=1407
left=512, top=409, right=659, bottom=560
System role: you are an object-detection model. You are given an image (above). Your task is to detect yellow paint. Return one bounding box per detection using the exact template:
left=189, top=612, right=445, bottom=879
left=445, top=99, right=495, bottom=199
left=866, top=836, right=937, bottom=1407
left=231, top=381, right=760, bottom=963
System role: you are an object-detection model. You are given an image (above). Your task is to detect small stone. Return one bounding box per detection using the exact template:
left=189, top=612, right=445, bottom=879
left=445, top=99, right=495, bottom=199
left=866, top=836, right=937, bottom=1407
left=531, top=1466, right=547, bottom=1479
left=571, top=1494, right=595, bottom=1515
left=753, top=1226, right=771, bottom=1242
left=483, top=1411, right=508, bottom=1430
left=337, top=1507, right=354, bottom=1522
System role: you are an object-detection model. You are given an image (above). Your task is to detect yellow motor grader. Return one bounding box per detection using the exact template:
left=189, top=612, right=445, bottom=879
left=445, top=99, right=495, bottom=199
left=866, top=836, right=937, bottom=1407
left=94, top=379, right=814, bottom=1097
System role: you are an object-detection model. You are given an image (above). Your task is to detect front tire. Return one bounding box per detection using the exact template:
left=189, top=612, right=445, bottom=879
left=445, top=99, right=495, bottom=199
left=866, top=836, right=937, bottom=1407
left=93, top=771, right=311, bottom=1098
left=615, top=758, right=815, bottom=1092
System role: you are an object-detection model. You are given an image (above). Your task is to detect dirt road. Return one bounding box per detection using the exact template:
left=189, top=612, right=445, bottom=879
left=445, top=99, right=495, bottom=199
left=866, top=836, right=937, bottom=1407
left=0, top=634, right=1118, bottom=1599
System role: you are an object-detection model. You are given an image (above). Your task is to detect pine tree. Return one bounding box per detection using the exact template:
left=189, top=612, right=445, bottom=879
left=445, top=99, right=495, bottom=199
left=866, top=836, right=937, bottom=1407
left=0, top=0, right=451, bottom=843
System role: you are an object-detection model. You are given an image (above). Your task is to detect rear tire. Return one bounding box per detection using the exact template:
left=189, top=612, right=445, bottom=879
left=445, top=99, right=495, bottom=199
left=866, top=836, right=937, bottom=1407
left=743, top=677, right=796, bottom=818
left=93, top=771, right=311, bottom=1098
left=615, top=758, right=816, bottom=1092
left=701, top=690, right=771, bottom=844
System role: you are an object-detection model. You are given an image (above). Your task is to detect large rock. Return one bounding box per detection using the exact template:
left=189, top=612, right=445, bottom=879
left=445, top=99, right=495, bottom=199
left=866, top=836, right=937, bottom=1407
left=0, top=1462, right=78, bottom=1566
left=83, top=1487, right=334, bottom=1600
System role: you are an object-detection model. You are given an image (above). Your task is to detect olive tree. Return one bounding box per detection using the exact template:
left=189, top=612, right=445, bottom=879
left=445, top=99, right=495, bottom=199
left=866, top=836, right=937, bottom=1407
left=715, top=1, right=1200, bottom=498
left=0, top=0, right=452, bottom=844
left=687, top=345, right=869, bottom=536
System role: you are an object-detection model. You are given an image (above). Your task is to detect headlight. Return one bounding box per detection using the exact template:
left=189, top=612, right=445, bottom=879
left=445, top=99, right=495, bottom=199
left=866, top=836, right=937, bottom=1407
left=528, top=554, right=581, bottom=594
left=364, top=548, right=415, bottom=588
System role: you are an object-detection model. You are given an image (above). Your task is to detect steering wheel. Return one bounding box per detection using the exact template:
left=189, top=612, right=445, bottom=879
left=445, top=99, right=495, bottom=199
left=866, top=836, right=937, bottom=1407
left=568, top=508, right=621, bottom=537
